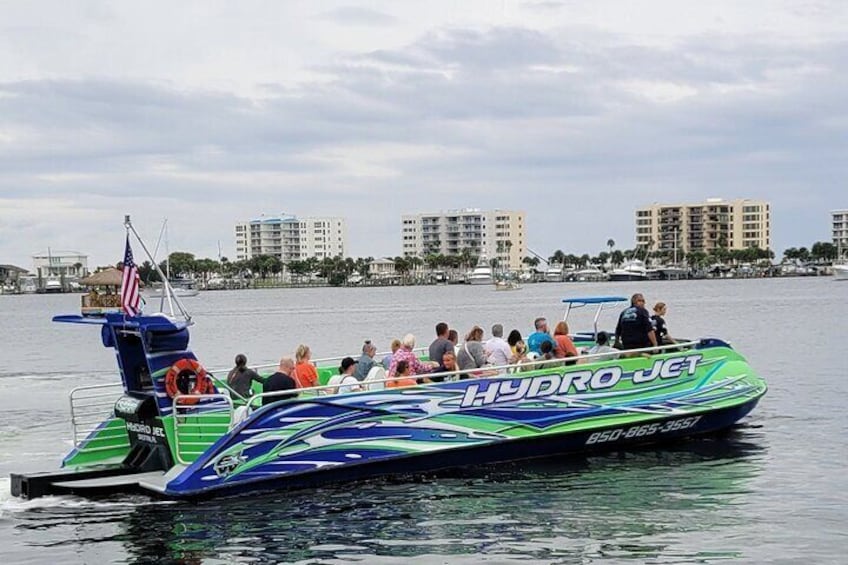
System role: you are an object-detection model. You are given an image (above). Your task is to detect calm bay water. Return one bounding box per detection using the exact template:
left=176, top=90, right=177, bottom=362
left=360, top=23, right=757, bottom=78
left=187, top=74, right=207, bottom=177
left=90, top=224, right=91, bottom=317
left=1, top=278, right=846, bottom=564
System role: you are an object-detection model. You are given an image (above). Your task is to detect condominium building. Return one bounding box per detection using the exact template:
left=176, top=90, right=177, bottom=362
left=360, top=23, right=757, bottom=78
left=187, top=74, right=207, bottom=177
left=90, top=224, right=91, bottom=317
left=636, top=198, right=771, bottom=254
left=401, top=208, right=526, bottom=270
left=32, top=251, right=89, bottom=279
left=235, top=214, right=347, bottom=261
left=832, top=209, right=848, bottom=251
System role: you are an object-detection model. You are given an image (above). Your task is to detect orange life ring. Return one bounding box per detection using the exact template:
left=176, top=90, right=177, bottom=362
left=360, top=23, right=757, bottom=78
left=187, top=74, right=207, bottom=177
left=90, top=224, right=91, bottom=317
left=165, top=358, right=212, bottom=405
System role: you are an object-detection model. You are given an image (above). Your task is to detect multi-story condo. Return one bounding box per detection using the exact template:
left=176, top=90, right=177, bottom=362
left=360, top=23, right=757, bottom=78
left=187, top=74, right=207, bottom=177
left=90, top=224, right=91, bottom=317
left=636, top=198, right=771, bottom=254
left=401, top=208, right=526, bottom=271
left=235, top=214, right=347, bottom=262
left=32, top=251, right=89, bottom=279
left=832, top=209, right=848, bottom=253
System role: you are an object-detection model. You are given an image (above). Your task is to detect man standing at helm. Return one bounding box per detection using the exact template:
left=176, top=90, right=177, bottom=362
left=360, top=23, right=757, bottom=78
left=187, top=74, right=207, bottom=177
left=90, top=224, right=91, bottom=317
left=614, top=293, right=657, bottom=352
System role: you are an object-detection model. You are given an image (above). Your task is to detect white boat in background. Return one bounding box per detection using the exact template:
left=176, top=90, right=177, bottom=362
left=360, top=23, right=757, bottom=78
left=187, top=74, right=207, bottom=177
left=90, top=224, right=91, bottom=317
left=467, top=257, right=494, bottom=285
left=145, top=284, right=199, bottom=298
left=545, top=265, right=564, bottom=282
left=834, top=264, right=848, bottom=281
left=495, top=280, right=522, bottom=291
left=608, top=259, right=648, bottom=282
left=574, top=266, right=606, bottom=282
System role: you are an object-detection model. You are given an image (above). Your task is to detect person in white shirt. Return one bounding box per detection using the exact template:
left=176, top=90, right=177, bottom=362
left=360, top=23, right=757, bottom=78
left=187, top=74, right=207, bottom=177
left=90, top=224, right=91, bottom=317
left=485, top=324, right=512, bottom=369
left=586, top=331, right=619, bottom=362
left=326, top=357, right=363, bottom=395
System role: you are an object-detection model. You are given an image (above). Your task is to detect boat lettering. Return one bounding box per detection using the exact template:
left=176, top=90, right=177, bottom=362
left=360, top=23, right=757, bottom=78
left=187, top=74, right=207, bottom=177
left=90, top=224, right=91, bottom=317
left=125, top=421, right=165, bottom=437
left=460, top=354, right=702, bottom=408
left=585, top=416, right=703, bottom=445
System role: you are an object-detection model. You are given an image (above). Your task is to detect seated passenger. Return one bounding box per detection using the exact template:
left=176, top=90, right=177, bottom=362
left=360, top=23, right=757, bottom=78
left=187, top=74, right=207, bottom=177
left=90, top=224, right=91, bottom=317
left=388, top=334, right=437, bottom=377
left=552, top=321, right=579, bottom=362
left=327, top=357, right=363, bottom=395
left=539, top=340, right=558, bottom=367
left=387, top=360, right=417, bottom=388
left=382, top=339, right=402, bottom=370
left=457, top=326, right=487, bottom=373
left=263, top=357, right=298, bottom=405
left=527, top=317, right=556, bottom=354
left=428, top=322, right=454, bottom=366
left=293, top=344, right=320, bottom=389
left=586, top=331, right=619, bottom=362
left=226, top=353, right=263, bottom=398
left=430, top=350, right=459, bottom=382
left=507, top=329, right=528, bottom=365
left=355, top=340, right=377, bottom=381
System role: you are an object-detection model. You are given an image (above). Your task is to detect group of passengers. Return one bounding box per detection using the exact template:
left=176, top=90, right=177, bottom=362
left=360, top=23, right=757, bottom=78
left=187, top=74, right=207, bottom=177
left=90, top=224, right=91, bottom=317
left=225, top=292, right=677, bottom=403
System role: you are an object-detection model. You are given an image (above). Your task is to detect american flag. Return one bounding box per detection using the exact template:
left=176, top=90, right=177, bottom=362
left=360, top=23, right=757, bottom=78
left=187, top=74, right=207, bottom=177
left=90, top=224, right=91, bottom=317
left=120, top=235, right=141, bottom=316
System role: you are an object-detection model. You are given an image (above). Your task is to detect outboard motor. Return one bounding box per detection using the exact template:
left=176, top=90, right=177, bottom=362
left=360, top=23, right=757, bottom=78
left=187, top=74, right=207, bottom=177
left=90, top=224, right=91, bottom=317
left=114, top=393, right=173, bottom=472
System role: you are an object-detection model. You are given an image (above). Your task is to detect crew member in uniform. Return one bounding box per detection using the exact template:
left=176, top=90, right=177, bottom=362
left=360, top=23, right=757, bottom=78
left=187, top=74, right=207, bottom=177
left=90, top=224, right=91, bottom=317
left=614, top=293, right=657, bottom=352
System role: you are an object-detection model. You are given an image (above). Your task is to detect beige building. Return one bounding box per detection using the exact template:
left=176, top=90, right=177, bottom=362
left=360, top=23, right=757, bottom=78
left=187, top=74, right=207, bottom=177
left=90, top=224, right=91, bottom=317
left=832, top=209, right=848, bottom=251
left=235, top=214, right=347, bottom=261
left=401, top=208, right=526, bottom=270
left=32, top=251, right=89, bottom=279
left=636, top=198, right=771, bottom=254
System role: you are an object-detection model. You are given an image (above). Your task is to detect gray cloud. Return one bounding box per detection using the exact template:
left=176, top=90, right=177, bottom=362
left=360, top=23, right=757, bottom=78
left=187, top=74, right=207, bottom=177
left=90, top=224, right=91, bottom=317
left=1, top=22, right=846, bottom=267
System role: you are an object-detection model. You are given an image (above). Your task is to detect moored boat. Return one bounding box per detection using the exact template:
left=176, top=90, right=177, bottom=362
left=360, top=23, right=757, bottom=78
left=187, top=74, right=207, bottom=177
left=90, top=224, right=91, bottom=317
left=10, top=229, right=768, bottom=501
left=466, top=256, right=494, bottom=285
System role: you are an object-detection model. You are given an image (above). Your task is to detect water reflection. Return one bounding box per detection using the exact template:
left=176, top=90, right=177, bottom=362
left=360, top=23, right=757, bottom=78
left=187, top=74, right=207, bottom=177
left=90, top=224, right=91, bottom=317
left=112, top=430, right=766, bottom=564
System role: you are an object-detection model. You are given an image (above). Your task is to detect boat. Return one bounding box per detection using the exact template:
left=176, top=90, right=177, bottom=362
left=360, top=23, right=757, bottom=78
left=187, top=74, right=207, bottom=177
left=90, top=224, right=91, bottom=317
left=608, top=259, right=648, bottom=282
left=544, top=265, right=564, bottom=282
left=44, top=278, right=63, bottom=293
left=834, top=264, right=848, bottom=281
left=10, top=225, right=767, bottom=501
left=144, top=285, right=199, bottom=298
left=573, top=266, right=607, bottom=282
left=494, top=280, right=522, bottom=291
left=466, top=256, right=494, bottom=285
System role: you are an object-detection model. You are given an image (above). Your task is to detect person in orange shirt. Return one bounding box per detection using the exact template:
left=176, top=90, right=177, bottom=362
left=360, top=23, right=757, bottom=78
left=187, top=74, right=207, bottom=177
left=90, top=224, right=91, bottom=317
left=553, top=321, right=579, bottom=361
left=387, top=360, right=417, bottom=388
left=293, top=344, right=320, bottom=390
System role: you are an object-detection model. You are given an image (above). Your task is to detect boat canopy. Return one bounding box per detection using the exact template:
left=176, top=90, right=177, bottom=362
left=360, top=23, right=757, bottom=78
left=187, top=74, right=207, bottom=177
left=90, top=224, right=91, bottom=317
left=561, top=296, right=627, bottom=305
left=561, top=296, right=628, bottom=338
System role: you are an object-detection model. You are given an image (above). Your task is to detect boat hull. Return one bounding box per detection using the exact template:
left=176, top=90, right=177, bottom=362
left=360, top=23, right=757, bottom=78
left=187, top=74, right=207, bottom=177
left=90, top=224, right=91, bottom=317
left=164, top=396, right=762, bottom=499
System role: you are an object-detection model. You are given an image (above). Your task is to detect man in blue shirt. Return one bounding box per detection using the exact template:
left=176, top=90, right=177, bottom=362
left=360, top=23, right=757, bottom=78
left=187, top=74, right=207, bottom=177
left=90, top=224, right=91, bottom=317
left=527, top=317, right=556, bottom=354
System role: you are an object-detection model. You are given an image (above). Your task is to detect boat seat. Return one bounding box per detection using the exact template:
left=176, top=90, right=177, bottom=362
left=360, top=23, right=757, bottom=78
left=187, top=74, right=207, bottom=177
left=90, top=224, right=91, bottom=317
left=363, top=366, right=386, bottom=391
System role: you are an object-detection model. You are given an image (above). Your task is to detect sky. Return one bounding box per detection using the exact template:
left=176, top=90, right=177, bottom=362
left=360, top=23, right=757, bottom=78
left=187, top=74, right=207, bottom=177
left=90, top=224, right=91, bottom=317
left=1, top=0, right=846, bottom=268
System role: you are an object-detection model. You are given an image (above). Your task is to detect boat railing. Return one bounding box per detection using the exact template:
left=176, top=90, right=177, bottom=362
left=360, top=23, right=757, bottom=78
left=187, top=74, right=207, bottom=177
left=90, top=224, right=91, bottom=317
left=172, top=394, right=234, bottom=465
left=69, top=382, right=130, bottom=453
left=243, top=340, right=702, bottom=411
left=206, top=347, right=429, bottom=374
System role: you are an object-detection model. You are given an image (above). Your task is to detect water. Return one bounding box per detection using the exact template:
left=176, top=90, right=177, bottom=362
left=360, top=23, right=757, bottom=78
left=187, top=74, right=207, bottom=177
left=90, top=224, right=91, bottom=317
left=1, top=278, right=846, bottom=563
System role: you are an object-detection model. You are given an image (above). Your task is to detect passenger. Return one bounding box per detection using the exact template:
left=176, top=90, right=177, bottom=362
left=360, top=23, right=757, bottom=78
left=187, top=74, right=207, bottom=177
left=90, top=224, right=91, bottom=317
left=614, top=293, right=657, bottom=352
left=226, top=353, right=263, bottom=398
left=651, top=302, right=675, bottom=345
left=586, top=331, right=619, bottom=362
left=428, top=322, right=455, bottom=366
left=507, top=329, right=528, bottom=364
left=388, top=334, right=437, bottom=378
left=457, top=325, right=488, bottom=375
left=382, top=338, right=402, bottom=370
left=354, top=340, right=378, bottom=382
left=539, top=340, right=557, bottom=365
left=293, top=344, right=320, bottom=389
left=262, top=357, right=298, bottom=405
left=527, top=317, right=556, bottom=354
left=387, top=360, right=417, bottom=388
left=327, top=357, right=363, bottom=395
left=485, top=323, right=512, bottom=368
left=448, top=329, right=459, bottom=355
left=430, top=350, right=459, bottom=382
left=552, top=321, right=579, bottom=362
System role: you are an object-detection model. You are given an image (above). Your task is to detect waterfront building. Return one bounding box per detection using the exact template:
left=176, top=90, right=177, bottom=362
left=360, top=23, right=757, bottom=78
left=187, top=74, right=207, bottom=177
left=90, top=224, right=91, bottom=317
left=401, top=208, right=526, bottom=271
left=32, top=251, right=89, bottom=280
left=832, top=209, right=848, bottom=251
left=636, top=198, right=771, bottom=254
left=235, top=214, right=347, bottom=261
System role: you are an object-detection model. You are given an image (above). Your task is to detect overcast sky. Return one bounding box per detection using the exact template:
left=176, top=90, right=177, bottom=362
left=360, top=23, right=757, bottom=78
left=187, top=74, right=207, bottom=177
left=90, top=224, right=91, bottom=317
left=1, top=0, right=846, bottom=268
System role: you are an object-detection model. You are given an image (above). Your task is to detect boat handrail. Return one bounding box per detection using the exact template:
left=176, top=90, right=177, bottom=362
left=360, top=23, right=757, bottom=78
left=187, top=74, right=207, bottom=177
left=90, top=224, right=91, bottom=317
left=172, top=394, right=234, bottom=465
left=244, top=340, right=702, bottom=411
left=69, top=382, right=128, bottom=449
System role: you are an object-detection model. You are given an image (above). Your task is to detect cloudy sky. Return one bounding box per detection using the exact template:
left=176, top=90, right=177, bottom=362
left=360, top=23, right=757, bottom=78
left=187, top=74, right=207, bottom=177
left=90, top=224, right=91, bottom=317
left=1, top=0, right=846, bottom=268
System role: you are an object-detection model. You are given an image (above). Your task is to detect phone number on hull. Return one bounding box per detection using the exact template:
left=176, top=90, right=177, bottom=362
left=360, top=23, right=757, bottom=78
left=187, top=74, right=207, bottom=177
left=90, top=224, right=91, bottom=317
left=585, top=416, right=702, bottom=445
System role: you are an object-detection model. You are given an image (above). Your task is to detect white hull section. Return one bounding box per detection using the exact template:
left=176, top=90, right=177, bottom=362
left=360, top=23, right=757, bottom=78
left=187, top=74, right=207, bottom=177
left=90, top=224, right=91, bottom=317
left=834, top=265, right=848, bottom=281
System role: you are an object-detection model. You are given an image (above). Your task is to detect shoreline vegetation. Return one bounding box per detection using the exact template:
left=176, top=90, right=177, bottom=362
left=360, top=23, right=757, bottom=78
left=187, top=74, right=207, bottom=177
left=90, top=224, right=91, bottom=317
left=2, top=241, right=843, bottom=294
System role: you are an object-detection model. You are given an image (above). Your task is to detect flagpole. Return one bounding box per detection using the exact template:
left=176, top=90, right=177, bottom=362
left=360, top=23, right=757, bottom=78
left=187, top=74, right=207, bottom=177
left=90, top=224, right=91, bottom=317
left=124, top=215, right=192, bottom=323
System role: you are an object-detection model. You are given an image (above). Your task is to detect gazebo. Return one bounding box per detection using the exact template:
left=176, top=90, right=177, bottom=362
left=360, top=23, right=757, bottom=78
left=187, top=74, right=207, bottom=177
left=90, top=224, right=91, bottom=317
left=79, top=268, right=143, bottom=315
